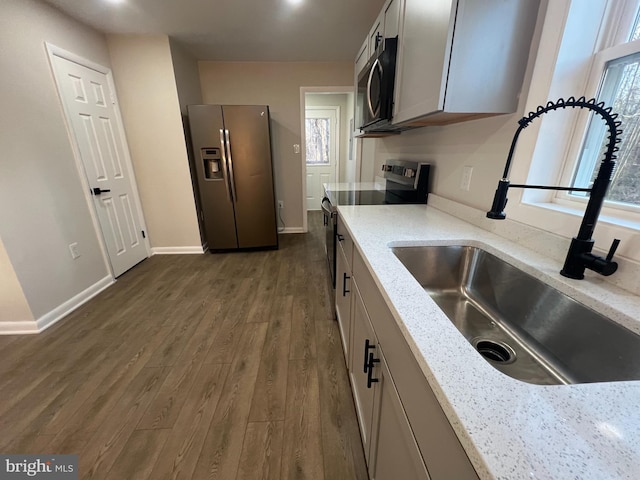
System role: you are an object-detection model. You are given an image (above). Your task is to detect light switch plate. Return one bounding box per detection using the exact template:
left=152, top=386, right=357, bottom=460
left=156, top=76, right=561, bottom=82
left=69, top=242, right=80, bottom=259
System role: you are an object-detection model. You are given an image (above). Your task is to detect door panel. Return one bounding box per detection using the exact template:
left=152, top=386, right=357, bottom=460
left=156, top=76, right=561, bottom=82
left=349, top=282, right=377, bottom=466
left=221, top=105, right=278, bottom=249
left=370, top=353, right=430, bottom=480
left=51, top=54, right=147, bottom=277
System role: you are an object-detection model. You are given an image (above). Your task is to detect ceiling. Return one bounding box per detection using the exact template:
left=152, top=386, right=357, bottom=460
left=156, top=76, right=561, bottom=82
left=43, top=0, right=386, bottom=62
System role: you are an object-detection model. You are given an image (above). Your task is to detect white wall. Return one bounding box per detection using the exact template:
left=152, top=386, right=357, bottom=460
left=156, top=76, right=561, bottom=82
left=169, top=38, right=206, bottom=246
left=198, top=62, right=354, bottom=230
left=107, top=35, right=202, bottom=251
left=169, top=39, right=203, bottom=115
left=0, top=0, right=112, bottom=321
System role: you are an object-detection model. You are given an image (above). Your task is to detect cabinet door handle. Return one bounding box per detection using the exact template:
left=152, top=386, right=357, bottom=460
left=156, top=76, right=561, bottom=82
left=363, top=339, right=376, bottom=373
left=342, top=273, right=350, bottom=297
left=367, top=58, right=383, bottom=117
left=367, top=351, right=380, bottom=388
left=337, top=233, right=345, bottom=242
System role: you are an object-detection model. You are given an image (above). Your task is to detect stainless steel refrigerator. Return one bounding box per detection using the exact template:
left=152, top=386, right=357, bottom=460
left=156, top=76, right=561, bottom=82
left=187, top=105, right=278, bottom=250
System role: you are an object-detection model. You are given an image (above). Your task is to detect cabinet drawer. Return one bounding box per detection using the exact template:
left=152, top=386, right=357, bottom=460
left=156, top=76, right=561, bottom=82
left=335, top=244, right=352, bottom=362
left=353, top=248, right=479, bottom=480
left=336, top=215, right=353, bottom=268
left=370, top=350, right=429, bottom=480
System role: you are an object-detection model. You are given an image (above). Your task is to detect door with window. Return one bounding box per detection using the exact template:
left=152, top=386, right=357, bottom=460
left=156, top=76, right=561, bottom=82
left=305, top=107, right=339, bottom=210
left=49, top=47, right=148, bottom=277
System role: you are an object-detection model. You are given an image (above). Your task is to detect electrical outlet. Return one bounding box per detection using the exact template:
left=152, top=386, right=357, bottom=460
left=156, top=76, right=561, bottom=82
left=293, top=144, right=300, bottom=154
left=460, top=166, right=473, bottom=191
left=69, top=242, right=80, bottom=259
left=278, top=200, right=284, bottom=209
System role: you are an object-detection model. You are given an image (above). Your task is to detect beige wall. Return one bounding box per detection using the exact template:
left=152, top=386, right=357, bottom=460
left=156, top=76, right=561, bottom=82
left=0, top=237, right=33, bottom=322
left=108, top=35, right=202, bottom=250
left=0, top=0, right=112, bottom=320
left=169, top=39, right=203, bottom=115
left=198, top=62, right=353, bottom=230
left=169, top=38, right=206, bottom=245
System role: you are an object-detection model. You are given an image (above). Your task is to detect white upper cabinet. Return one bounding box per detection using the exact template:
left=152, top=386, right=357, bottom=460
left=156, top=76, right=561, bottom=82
left=383, top=0, right=401, bottom=40
left=355, top=38, right=369, bottom=78
left=369, top=11, right=384, bottom=54
left=392, top=0, right=541, bottom=127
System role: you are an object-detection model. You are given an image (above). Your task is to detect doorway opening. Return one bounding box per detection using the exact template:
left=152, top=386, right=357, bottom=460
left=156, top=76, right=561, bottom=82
left=300, top=87, right=358, bottom=230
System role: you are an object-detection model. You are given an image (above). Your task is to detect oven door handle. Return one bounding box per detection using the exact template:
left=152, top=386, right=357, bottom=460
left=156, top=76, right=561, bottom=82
left=367, top=58, right=383, bottom=118
left=321, top=197, right=335, bottom=220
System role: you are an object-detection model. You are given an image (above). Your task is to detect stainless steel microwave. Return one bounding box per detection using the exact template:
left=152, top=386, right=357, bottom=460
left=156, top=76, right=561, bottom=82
left=356, top=36, right=398, bottom=133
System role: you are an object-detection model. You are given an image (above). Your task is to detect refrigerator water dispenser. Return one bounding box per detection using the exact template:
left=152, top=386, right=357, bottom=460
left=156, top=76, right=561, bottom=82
left=201, top=148, right=222, bottom=180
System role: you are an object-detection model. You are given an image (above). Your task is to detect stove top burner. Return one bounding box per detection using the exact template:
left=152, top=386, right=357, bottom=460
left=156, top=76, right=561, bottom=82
left=333, top=189, right=388, bottom=206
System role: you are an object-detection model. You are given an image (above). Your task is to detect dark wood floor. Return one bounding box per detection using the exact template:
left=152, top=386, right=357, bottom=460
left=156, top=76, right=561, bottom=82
left=0, top=211, right=368, bottom=480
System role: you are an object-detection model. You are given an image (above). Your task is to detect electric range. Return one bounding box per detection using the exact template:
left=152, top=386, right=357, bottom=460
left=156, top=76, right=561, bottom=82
left=321, top=160, right=431, bottom=318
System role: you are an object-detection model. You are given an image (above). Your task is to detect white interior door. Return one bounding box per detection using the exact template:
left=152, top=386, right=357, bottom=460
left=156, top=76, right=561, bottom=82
left=49, top=49, right=148, bottom=277
left=305, top=107, right=339, bottom=210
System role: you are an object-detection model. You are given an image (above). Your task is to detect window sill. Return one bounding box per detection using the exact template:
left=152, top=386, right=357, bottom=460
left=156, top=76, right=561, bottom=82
left=523, top=200, right=640, bottom=232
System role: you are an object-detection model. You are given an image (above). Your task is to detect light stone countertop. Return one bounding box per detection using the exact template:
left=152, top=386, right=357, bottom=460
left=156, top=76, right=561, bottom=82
left=337, top=202, right=640, bottom=480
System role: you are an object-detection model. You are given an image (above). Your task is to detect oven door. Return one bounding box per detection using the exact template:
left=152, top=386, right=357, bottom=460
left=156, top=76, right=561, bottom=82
left=321, top=197, right=336, bottom=289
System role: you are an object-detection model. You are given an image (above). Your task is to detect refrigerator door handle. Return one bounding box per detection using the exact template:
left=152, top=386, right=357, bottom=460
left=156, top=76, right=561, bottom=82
left=219, top=129, right=233, bottom=203
left=224, top=129, right=238, bottom=203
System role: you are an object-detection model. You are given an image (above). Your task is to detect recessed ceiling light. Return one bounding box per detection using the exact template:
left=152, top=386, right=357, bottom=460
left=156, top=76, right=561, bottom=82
left=287, top=0, right=303, bottom=5
left=104, top=0, right=125, bottom=4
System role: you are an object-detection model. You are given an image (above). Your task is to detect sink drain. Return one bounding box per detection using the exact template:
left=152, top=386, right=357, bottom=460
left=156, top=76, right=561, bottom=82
left=473, top=339, right=516, bottom=364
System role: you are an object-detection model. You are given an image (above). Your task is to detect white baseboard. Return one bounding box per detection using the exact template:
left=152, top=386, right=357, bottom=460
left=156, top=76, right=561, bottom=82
left=280, top=227, right=306, bottom=234
left=0, top=321, right=40, bottom=335
left=151, top=246, right=205, bottom=255
left=0, top=275, right=114, bottom=335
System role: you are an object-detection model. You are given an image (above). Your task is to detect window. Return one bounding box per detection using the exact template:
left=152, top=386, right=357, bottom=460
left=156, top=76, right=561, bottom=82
left=305, top=117, right=331, bottom=165
left=505, top=0, right=640, bottom=266
left=565, top=1, right=640, bottom=210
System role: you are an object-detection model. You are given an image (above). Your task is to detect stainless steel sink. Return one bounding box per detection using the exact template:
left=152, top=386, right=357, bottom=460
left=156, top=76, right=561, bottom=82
left=391, top=245, right=640, bottom=385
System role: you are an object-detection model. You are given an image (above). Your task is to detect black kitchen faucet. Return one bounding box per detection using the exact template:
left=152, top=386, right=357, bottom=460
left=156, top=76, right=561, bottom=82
left=486, top=97, right=623, bottom=279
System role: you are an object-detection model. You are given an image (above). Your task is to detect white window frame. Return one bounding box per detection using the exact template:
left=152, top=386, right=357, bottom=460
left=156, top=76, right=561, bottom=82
left=556, top=1, right=640, bottom=217
left=505, top=0, right=640, bottom=264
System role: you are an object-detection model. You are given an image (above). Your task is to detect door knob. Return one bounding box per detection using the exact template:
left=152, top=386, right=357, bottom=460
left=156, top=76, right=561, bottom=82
left=92, top=187, right=111, bottom=195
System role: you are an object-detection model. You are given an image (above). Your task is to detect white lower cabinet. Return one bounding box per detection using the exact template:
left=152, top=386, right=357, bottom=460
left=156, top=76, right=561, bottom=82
left=335, top=243, right=352, bottom=361
left=344, top=246, right=479, bottom=480
left=336, top=214, right=354, bottom=366
left=369, top=351, right=429, bottom=480
left=350, top=281, right=428, bottom=479
left=349, top=281, right=377, bottom=464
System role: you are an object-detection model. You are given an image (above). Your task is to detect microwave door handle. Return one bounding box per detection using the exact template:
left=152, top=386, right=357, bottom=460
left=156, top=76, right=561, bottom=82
left=366, top=58, right=383, bottom=118
left=219, top=129, right=233, bottom=202
left=224, top=129, right=238, bottom=203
